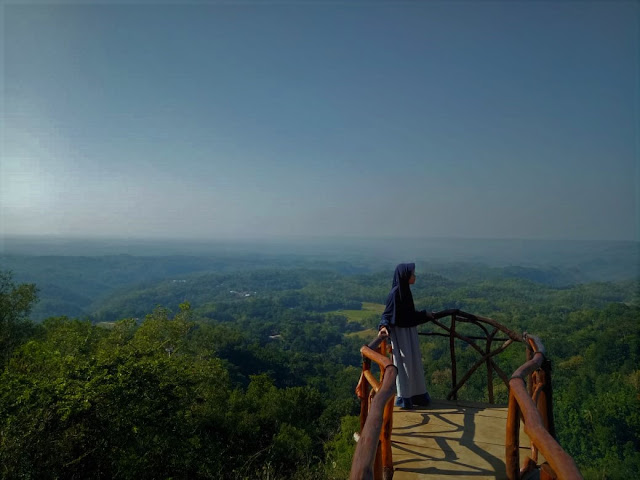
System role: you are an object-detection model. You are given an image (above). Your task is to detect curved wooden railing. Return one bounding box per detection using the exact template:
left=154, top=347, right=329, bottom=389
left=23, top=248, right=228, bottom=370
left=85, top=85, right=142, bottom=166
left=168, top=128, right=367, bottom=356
left=350, top=309, right=583, bottom=480
left=507, top=333, right=581, bottom=480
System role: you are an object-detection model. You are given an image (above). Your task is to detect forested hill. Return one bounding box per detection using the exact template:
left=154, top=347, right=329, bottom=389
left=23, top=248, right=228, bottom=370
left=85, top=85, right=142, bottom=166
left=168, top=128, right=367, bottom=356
left=0, top=254, right=377, bottom=322
left=1, top=252, right=637, bottom=322
left=0, top=252, right=638, bottom=479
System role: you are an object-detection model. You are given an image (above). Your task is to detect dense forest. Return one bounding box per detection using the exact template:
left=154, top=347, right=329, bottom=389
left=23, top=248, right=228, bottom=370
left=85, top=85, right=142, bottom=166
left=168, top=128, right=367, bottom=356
left=0, top=249, right=638, bottom=479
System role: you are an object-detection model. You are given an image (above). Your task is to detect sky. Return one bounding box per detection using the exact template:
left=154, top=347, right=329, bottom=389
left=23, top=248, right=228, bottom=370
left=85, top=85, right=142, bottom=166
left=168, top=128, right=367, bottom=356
left=1, top=0, right=638, bottom=242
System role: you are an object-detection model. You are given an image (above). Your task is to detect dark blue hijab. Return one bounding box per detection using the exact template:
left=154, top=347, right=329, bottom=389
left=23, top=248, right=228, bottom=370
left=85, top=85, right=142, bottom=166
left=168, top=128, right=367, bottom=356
left=380, top=262, right=419, bottom=328
left=392, top=262, right=416, bottom=311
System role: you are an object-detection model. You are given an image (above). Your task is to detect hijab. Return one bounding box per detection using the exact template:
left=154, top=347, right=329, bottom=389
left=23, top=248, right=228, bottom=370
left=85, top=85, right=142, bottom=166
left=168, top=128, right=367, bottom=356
left=392, top=262, right=416, bottom=312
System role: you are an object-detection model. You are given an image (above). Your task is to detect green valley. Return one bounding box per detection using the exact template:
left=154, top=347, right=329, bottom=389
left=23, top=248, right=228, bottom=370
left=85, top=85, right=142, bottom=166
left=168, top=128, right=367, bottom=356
left=0, top=246, right=638, bottom=479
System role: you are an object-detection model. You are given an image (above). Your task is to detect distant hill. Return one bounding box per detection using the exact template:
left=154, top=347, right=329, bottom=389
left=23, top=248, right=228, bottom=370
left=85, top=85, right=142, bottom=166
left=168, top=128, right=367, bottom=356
left=3, top=235, right=637, bottom=281
left=1, top=253, right=636, bottom=322
left=1, top=236, right=637, bottom=321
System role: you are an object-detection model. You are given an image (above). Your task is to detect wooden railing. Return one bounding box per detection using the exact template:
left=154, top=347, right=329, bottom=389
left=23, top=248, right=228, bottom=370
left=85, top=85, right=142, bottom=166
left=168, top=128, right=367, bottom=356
left=351, top=335, right=397, bottom=480
left=506, top=333, right=582, bottom=480
left=350, top=309, right=583, bottom=480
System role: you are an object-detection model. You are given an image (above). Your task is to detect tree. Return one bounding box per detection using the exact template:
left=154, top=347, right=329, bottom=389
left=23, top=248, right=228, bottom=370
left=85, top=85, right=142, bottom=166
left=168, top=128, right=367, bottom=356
left=0, top=271, right=38, bottom=366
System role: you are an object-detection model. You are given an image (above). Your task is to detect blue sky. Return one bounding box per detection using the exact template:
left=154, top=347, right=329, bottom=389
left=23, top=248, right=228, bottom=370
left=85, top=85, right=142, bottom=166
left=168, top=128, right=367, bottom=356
left=1, top=1, right=638, bottom=241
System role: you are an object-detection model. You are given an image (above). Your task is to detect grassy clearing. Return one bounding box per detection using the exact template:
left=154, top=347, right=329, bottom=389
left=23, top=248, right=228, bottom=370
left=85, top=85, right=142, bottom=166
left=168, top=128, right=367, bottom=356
left=332, top=302, right=384, bottom=340
left=333, top=302, right=384, bottom=324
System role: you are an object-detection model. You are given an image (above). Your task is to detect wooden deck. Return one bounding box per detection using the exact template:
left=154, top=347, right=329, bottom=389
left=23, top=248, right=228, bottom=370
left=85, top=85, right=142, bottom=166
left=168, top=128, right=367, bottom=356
left=390, top=399, right=535, bottom=479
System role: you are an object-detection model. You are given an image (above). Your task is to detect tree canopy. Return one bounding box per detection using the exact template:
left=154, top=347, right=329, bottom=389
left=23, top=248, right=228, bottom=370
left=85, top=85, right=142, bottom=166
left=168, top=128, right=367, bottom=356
left=0, top=261, right=638, bottom=479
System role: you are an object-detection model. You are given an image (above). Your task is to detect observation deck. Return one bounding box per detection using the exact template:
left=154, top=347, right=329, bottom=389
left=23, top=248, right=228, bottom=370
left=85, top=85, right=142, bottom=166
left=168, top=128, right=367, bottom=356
left=350, top=309, right=581, bottom=480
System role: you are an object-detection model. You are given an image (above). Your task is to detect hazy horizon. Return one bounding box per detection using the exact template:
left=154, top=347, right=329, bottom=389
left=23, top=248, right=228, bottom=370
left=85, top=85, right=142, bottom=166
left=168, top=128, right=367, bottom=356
left=2, top=233, right=637, bottom=274
left=2, top=1, right=638, bottom=242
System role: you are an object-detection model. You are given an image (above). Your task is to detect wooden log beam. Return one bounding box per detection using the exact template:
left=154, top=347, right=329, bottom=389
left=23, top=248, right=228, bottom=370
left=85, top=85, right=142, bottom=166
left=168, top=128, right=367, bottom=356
left=419, top=331, right=510, bottom=342
left=447, top=339, right=513, bottom=401
left=506, top=389, right=521, bottom=480
left=431, top=309, right=524, bottom=343
left=507, top=335, right=582, bottom=480
left=380, top=387, right=395, bottom=480
left=487, top=328, right=497, bottom=403
left=510, top=379, right=582, bottom=479
left=455, top=315, right=490, bottom=336
left=364, top=370, right=381, bottom=393
left=450, top=314, right=458, bottom=400
left=430, top=316, right=511, bottom=387
left=360, top=344, right=393, bottom=371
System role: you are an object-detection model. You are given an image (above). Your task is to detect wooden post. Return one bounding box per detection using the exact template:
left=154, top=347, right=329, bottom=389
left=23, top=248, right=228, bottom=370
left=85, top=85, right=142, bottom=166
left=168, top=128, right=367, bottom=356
left=359, top=359, right=371, bottom=433
left=379, top=338, right=387, bottom=357
left=450, top=313, right=457, bottom=400
left=374, top=440, right=383, bottom=480
left=350, top=362, right=398, bottom=480
left=380, top=393, right=395, bottom=480
left=487, top=329, right=496, bottom=404
left=506, top=389, right=521, bottom=480
left=512, top=379, right=582, bottom=480
left=542, top=359, right=556, bottom=438
left=526, top=347, right=534, bottom=397
left=378, top=338, right=394, bottom=480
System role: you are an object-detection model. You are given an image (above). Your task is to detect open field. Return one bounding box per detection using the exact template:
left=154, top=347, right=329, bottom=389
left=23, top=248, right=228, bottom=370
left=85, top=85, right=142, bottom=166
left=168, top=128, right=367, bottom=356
left=332, top=302, right=384, bottom=340
left=336, top=302, right=384, bottom=323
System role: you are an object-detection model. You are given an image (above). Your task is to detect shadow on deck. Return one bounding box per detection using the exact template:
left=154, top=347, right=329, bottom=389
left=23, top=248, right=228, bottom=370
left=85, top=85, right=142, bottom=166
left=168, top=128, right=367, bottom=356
left=391, top=399, right=534, bottom=480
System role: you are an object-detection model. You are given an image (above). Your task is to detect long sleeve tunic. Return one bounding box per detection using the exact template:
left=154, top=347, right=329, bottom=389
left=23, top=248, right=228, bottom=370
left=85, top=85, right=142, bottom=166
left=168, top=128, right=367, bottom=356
left=379, top=285, right=430, bottom=329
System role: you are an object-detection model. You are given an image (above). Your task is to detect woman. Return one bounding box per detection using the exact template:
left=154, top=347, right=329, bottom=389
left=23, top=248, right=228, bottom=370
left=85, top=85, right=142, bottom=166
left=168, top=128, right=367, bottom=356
left=379, top=263, right=433, bottom=409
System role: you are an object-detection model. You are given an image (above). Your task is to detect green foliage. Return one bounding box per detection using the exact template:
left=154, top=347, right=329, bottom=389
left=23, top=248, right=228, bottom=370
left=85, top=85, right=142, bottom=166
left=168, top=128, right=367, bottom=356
left=0, top=271, right=39, bottom=366
left=0, top=309, right=233, bottom=479
left=324, top=415, right=360, bottom=479
left=0, top=260, right=638, bottom=479
left=0, top=294, right=361, bottom=479
left=551, top=304, right=640, bottom=478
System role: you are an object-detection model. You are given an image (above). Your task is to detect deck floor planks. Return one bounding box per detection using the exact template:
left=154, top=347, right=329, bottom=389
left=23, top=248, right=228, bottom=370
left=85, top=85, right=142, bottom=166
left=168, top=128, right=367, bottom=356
left=390, top=399, right=536, bottom=480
